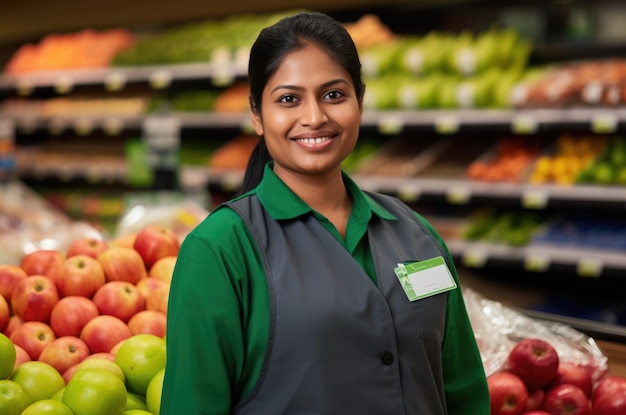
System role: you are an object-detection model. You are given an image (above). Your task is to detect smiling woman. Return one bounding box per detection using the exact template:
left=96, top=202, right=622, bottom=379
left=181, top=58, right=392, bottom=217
left=161, top=11, right=490, bottom=415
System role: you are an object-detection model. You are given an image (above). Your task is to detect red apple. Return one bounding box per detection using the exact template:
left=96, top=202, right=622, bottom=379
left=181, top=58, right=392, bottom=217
left=93, top=281, right=145, bottom=322
left=62, top=363, right=79, bottom=384
left=133, top=225, right=180, bottom=269
left=146, top=284, right=169, bottom=315
left=488, top=371, right=529, bottom=415
left=50, top=296, right=100, bottom=338
left=10, top=320, right=56, bottom=360
left=136, top=277, right=169, bottom=301
left=149, top=255, right=177, bottom=284
left=11, top=275, right=59, bottom=322
left=543, top=384, right=590, bottom=415
left=591, top=375, right=626, bottom=415
left=506, top=338, right=559, bottom=390
left=109, top=233, right=136, bottom=249
left=83, top=352, right=116, bottom=362
left=38, top=336, right=90, bottom=375
left=0, top=264, right=27, bottom=300
left=4, top=314, right=23, bottom=338
left=66, top=237, right=109, bottom=259
left=13, top=344, right=31, bottom=370
left=59, top=255, right=106, bottom=298
left=19, top=249, right=65, bottom=283
left=98, top=247, right=148, bottom=284
left=80, top=315, right=132, bottom=354
left=128, top=310, right=167, bottom=337
left=0, top=294, right=8, bottom=332
left=526, top=388, right=545, bottom=412
left=549, top=362, right=593, bottom=398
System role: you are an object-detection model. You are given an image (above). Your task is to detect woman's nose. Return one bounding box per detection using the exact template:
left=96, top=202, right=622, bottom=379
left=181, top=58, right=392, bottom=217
left=300, top=99, right=328, bottom=127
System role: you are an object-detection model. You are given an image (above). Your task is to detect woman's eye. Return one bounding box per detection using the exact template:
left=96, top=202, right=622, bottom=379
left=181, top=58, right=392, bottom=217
left=278, top=95, right=298, bottom=103
left=325, top=90, right=344, bottom=100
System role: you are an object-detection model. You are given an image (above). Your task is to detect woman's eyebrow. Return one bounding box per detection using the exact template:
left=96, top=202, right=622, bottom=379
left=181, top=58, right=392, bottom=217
left=270, top=78, right=350, bottom=94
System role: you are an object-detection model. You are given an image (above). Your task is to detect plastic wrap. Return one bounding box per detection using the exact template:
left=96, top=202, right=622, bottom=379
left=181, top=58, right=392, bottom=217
left=464, top=287, right=609, bottom=383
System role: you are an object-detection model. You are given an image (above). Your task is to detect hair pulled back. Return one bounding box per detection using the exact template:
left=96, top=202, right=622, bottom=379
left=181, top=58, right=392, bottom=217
left=237, top=11, right=364, bottom=195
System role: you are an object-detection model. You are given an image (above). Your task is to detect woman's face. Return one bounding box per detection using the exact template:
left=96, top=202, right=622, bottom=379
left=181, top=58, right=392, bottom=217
left=251, top=43, right=362, bottom=181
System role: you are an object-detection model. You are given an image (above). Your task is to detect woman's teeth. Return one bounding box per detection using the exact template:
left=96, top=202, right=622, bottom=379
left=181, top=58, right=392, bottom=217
left=297, top=137, right=331, bottom=144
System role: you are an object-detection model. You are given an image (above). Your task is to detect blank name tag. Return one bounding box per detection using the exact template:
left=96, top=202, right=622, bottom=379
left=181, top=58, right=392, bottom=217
left=394, top=256, right=457, bottom=301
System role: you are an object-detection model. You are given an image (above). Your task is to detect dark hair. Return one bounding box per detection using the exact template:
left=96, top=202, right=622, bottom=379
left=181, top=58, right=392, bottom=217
left=236, top=11, right=365, bottom=195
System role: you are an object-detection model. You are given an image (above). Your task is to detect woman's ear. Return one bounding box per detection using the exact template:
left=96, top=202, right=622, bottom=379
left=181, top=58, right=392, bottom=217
left=249, top=95, right=264, bottom=136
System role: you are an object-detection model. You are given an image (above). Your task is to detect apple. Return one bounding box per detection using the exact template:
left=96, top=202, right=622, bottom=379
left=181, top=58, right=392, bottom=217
left=125, top=391, right=148, bottom=411
left=12, top=344, right=30, bottom=371
left=10, top=320, right=56, bottom=360
left=10, top=275, right=59, bottom=322
left=0, top=295, right=8, bottom=332
left=128, top=310, right=167, bottom=337
left=39, top=336, right=91, bottom=375
left=10, top=360, right=65, bottom=402
left=115, top=334, right=166, bottom=395
left=0, top=333, right=16, bottom=379
left=80, top=315, right=132, bottom=354
left=149, top=255, right=177, bottom=284
left=526, top=388, right=545, bottom=412
left=549, top=362, right=593, bottom=398
left=133, top=225, right=180, bottom=269
left=145, top=284, right=169, bottom=315
left=146, top=367, right=165, bottom=415
left=3, top=315, right=23, bottom=338
left=66, top=237, right=109, bottom=259
left=591, top=375, right=626, bottom=415
left=73, top=357, right=126, bottom=384
left=59, top=255, right=106, bottom=298
left=506, top=338, right=559, bottom=390
left=487, top=371, right=528, bottom=415
left=21, top=399, right=73, bottom=415
left=19, top=249, right=65, bottom=284
left=0, top=379, right=30, bottom=415
left=0, top=265, right=27, bottom=300
left=98, top=247, right=148, bottom=284
left=543, top=384, right=590, bottom=415
left=123, top=410, right=152, bottom=415
left=84, top=352, right=116, bottom=362
left=136, top=277, right=169, bottom=301
left=50, top=296, right=100, bottom=338
left=109, top=233, right=136, bottom=249
left=93, top=281, right=144, bottom=322
left=62, top=368, right=127, bottom=415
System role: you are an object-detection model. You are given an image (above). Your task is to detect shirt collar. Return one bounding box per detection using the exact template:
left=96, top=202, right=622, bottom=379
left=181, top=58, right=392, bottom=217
left=256, top=162, right=397, bottom=222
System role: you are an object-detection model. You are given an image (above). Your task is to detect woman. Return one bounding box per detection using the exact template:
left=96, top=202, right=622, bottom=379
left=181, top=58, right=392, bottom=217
left=161, top=11, right=489, bottom=414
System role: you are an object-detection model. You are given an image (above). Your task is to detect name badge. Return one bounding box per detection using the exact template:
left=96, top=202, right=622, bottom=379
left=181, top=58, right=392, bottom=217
left=394, top=256, right=457, bottom=301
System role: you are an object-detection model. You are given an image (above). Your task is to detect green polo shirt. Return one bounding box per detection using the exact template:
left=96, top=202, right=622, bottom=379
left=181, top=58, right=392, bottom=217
left=162, top=164, right=489, bottom=415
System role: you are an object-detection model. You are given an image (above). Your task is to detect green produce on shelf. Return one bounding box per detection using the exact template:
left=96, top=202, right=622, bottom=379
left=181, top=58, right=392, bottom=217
left=462, top=209, right=545, bottom=247
left=576, top=136, right=626, bottom=185
left=148, top=90, right=220, bottom=113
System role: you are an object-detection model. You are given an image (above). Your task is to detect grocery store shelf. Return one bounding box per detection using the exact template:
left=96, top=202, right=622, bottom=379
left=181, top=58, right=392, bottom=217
left=8, top=107, right=626, bottom=136
left=448, top=240, right=626, bottom=279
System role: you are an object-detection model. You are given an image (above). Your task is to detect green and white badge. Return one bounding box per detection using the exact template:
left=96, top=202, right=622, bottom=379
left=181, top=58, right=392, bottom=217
left=394, top=256, right=457, bottom=301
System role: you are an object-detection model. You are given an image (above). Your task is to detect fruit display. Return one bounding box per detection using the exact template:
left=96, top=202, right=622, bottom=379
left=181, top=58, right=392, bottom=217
left=487, top=336, right=626, bottom=415
left=527, top=134, right=609, bottom=185
left=467, top=136, right=545, bottom=183
left=576, top=136, right=626, bottom=185
left=0, top=224, right=176, bottom=414
left=3, top=29, right=135, bottom=74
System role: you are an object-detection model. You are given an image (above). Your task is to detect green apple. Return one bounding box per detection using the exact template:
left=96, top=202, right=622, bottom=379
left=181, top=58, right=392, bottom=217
left=122, top=410, right=154, bottom=415
left=125, top=391, right=148, bottom=411
left=10, top=361, right=64, bottom=402
left=115, top=334, right=166, bottom=396
left=75, top=357, right=125, bottom=384
left=50, top=387, right=65, bottom=401
left=63, top=368, right=127, bottom=415
left=0, top=379, right=30, bottom=415
left=21, top=399, right=73, bottom=415
left=146, top=368, right=165, bottom=415
left=0, top=333, right=16, bottom=379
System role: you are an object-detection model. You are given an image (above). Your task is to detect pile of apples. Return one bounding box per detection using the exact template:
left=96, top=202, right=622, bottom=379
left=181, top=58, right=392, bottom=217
left=488, top=337, right=626, bottom=415
left=0, top=224, right=180, bottom=415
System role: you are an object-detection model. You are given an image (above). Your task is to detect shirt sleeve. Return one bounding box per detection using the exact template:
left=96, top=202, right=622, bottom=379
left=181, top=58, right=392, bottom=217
left=160, top=207, right=267, bottom=415
left=414, top=213, right=491, bottom=415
